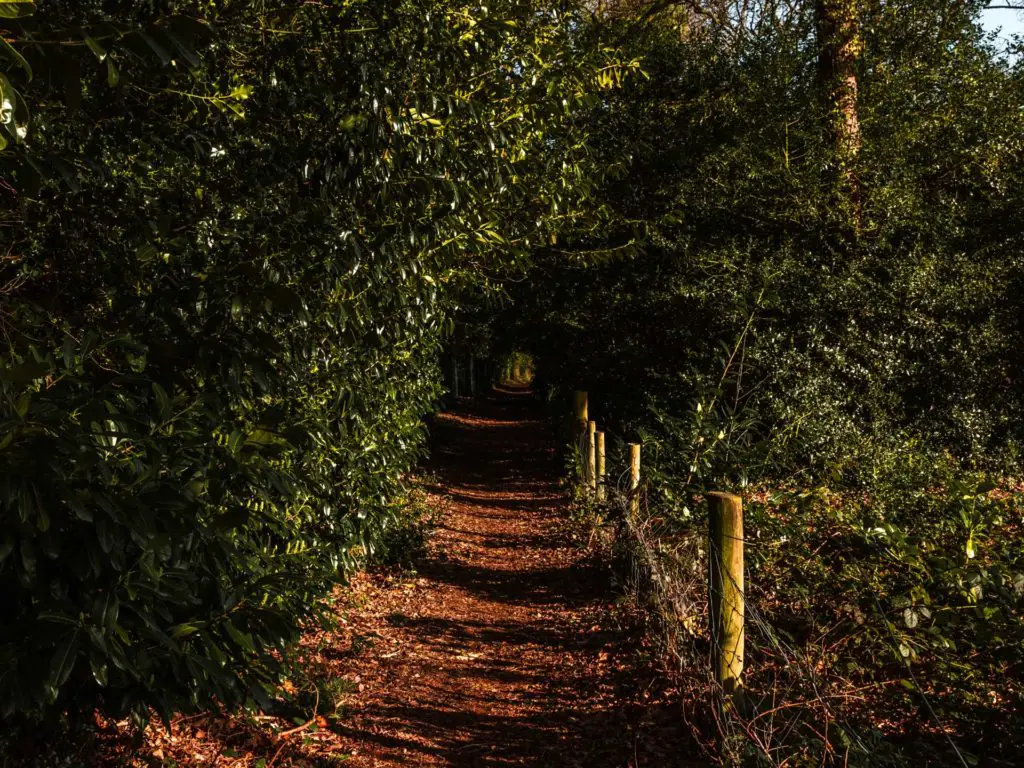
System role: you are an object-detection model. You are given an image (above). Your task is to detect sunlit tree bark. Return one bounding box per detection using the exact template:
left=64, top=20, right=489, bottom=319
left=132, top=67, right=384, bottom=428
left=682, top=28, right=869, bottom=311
left=816, top=0, right=863, bottom=223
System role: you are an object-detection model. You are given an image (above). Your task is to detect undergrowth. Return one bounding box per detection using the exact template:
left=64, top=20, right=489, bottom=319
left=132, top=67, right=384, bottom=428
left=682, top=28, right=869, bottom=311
left=368, top=483, right=439, bottom=571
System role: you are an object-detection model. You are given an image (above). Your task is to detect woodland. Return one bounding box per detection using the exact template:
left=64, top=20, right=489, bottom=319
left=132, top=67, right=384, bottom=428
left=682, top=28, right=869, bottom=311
left=0, top=0, right=1022, bottom=766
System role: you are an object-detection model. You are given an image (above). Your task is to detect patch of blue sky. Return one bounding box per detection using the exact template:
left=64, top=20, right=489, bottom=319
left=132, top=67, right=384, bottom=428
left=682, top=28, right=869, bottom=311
left=979, top=6, right=1024, bottom=57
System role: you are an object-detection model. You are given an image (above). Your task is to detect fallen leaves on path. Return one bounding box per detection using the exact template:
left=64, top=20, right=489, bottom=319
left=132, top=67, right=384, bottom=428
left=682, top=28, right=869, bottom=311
left=88, top=387, right=700, bottom=768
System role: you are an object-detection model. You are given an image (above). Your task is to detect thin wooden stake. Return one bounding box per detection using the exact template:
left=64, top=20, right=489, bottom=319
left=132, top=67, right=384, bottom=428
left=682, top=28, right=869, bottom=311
left=596, top=431, right=606, bottom=502
left=628, top=443, right=641, bottom=518
left=587, top=421, right=597, bottom=495
left=452, top=356, right=460, bottom=398
left=469, top=355, right=476, bottom=396
left=708, top=492, right=744, bottom=704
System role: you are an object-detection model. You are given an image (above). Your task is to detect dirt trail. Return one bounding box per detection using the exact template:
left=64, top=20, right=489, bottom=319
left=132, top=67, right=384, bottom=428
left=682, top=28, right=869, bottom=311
left=329, top=385, right=690, bottom=767
left=109, top=385, right=695, bottom=767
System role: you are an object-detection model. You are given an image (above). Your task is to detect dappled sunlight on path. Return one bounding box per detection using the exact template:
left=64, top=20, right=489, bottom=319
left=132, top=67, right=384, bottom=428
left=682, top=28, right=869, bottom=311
left=329, top=385, right=700, bottom=767
left=85, top=386, right=699, bottom=768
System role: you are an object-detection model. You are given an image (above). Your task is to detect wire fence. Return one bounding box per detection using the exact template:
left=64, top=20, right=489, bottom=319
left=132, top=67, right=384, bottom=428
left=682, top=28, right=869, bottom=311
left=570, top=420, right=970, bottom=767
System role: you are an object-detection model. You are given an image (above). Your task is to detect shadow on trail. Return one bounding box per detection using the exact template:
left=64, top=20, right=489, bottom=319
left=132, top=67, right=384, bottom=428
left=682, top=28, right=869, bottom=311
left=336, top=385, right=699, bottom=767
left=415, top=559, right=609, bottom=608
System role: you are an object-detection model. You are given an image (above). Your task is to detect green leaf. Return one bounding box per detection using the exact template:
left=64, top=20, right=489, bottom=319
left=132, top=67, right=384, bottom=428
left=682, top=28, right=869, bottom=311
left=225, top=430, right=244, bottom=454
left=49, top=629, right=80, bottom=689
left=152, top=382, right=171, bottom=421
left=82, top=34, right=107, bottom=63
left=903, top=608, right=918, bottom=629
left=37, top=612, right=78, bottom=626
left=137, top=30, right=171, bottom=66
left=136, top=243, right=158, bottom=262
left=161, top=28, right=201, bottom=69
left=89, top=652, right=109, bottom=687
left=0, top=36, right=32, bottom=80
left=170, top=623, right=200, bottom=640
left=0, top=2, right=35, bottom=19
left=62, top=336, right=75, bottom=371
left=0, top=72, right=27, bottom=143
left=224, top=620, right=255, bottom=653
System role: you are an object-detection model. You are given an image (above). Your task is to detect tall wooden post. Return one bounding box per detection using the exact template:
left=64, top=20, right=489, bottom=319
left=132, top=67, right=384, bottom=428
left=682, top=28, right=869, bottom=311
left=628, top=443, right=641, bottom=518
left=573, top=391, right=588, bottom=478
left=573, top=391, right=588, bottom=435
left=596, top=431, right=606, bottom=502
left=468, top=355, right=476, bottom=397
left=451, top=356, right=460, bottom=398
left=586, top=421, right=597, bottom=495
left=708, top=492, right=744, bottom=703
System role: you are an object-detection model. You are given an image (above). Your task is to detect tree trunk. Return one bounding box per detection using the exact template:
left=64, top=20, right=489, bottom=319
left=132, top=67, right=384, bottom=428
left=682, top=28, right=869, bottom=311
left=816, top=0, right=862, bottom=223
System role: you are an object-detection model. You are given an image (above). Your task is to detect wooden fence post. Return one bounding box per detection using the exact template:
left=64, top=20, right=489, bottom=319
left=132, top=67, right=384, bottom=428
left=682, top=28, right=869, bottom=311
left=596, top=431, right=606, bottom=502
left=708, top=492, right=745, bottom=704
left=469, top=355, right=476, bottom=397
left=573, top=391, right=588, bottom=480
left=573, top=391, right=588, bottom=435
left=587, top=421, right=597, bottom=495
left=628, top=443, right=641, bottom=518
left=452, top=355, right=460, bottom=398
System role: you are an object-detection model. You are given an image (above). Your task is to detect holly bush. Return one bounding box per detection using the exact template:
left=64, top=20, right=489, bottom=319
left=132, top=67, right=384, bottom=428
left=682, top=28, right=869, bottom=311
left=498, top=0, right=1024, bottom=760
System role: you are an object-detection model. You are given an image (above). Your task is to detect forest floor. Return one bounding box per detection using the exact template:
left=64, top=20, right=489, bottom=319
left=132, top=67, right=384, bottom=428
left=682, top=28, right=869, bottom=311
left=84, top=385, right=699, bottom=767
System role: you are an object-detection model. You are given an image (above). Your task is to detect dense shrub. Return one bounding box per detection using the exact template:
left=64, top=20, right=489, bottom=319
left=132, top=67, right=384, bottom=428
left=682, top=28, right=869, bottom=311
left=500, top=1, right=1024, bottom=761
left=0, top=0, right=621, bottom=724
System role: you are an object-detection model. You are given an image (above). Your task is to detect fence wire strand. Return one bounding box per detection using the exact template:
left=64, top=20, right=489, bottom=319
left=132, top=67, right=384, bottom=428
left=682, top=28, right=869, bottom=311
left=570, top=425, right=968, bottom=767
